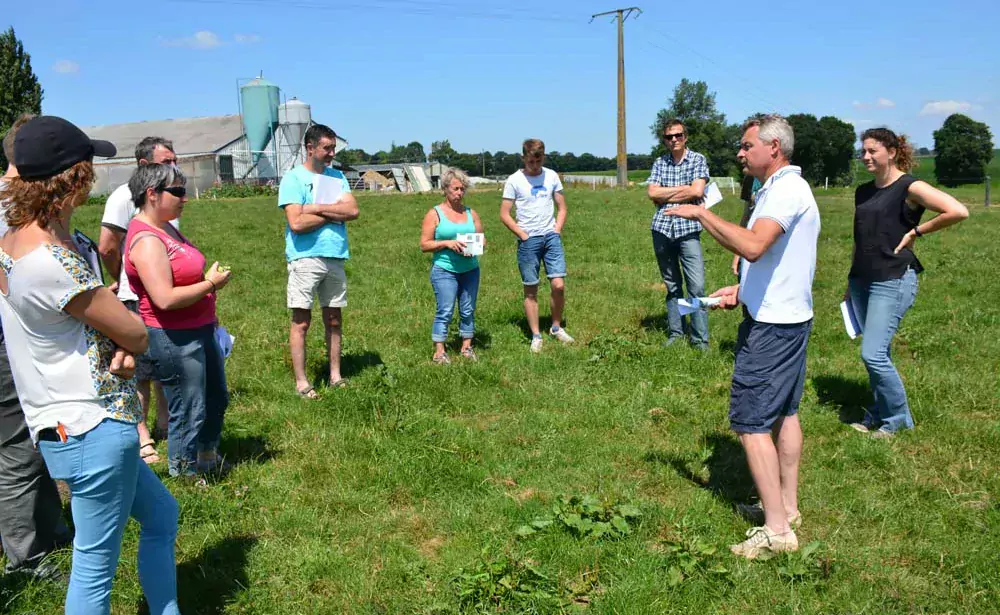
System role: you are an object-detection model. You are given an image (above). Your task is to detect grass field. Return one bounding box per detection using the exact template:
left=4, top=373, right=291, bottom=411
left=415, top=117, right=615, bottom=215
left=3, top=186, right=1000, bottom=614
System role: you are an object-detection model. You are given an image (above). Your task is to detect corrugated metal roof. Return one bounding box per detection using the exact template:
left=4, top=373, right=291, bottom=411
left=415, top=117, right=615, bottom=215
left=82, top=115, right=244, bottom=158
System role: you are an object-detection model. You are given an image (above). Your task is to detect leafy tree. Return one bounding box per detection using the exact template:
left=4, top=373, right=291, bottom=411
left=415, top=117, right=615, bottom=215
left=336, top=148, right=369, bottom=166
left=817, top=116, right=856, bottom=185
left=933, top=114, right=994, bottom=186
left=918, top=147, right=931, bottom=156
left=0, top=27, right=43, bottom=169
left=650, top=78, right=738, bottom=177
left=429, top=139, right=458, bottom=165
left=786, top=114, right=823, bottom=183
left=785, top=115, right=855, bottom=185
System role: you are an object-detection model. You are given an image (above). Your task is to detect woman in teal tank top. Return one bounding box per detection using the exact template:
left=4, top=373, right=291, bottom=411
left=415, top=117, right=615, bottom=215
left=419, top=169, right=484, bottom=364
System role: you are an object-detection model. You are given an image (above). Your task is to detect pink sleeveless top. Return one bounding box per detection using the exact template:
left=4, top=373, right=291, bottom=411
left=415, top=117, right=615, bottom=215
left=124, top=218, right=217, bottom=330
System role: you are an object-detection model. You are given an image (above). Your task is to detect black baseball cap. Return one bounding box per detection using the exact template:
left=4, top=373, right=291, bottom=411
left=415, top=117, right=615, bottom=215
left=14, top=116, right=116, bottom=180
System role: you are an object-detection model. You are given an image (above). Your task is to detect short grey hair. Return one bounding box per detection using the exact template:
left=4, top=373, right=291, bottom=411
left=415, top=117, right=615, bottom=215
left=441, top=167, right=470, bottom=191
left=134, top=136, right=174, bottom=164
left=129, top=163, right=186, bottom=208
left=743, top=114, right=794, bottom=159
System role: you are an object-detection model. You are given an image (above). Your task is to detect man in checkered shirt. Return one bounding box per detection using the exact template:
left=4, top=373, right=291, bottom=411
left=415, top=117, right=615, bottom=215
left=646, top=118, right=711, bottom=349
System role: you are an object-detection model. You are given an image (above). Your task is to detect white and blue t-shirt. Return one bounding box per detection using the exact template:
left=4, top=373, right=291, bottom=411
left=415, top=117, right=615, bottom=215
left=502, top=168, right=564, bottom=237
left=278, top=165, right=352, bottom=262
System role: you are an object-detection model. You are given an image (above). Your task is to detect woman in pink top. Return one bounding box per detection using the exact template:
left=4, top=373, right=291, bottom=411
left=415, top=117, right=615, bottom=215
left=124, top=163, right=233, bottom=478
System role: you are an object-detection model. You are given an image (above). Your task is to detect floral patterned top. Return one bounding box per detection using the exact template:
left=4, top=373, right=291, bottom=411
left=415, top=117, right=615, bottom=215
left=0, top=243, right=140, bottom=443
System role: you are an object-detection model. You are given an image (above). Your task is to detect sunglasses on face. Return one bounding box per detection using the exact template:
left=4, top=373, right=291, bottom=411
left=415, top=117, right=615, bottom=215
left=663, top=133, right=686, bottom=141
left=159, top=186, right=186, bottom=198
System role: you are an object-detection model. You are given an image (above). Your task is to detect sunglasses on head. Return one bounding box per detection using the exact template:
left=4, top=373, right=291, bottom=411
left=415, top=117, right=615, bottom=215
left=158, top=186, right=186, bottom=198
left=663, top=132, right=686, bottom=141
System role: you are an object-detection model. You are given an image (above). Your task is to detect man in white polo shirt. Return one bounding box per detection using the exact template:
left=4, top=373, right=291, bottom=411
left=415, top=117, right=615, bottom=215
left=664, top=114, right=820, bottom=559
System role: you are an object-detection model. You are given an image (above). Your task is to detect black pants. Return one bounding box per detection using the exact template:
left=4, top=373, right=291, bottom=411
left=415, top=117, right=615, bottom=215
left=0, top=326, right=71, bottom=571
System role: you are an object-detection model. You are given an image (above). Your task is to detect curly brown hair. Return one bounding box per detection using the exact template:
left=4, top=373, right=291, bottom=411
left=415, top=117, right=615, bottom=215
left=861, top=127, right=915, bottom=173
left=0, top=160, right=95, bottom=229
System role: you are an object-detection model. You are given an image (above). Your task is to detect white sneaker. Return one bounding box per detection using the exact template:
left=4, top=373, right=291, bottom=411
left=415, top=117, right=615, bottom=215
left=549, top=327, right=575, bottom=344
left=730, top=526, right=798, bottom=560
left=530, top=336, right=544, bottom=353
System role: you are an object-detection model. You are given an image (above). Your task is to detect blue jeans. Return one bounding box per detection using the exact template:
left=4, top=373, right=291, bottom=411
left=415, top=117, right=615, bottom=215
left=516, top=232, right=567, bottom=286
left=38, top=419, right=179, bottom=615
left=430, top=265, right=480, bottom=343
left=651, top=231, right=708, bottom=346
left=147, top=325, right=229, bottom=477
left=849, top=269, right=919, bottom=432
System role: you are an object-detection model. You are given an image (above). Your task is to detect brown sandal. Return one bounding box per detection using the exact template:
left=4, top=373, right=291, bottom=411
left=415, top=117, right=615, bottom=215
left=140, top=440, right=161, bottom=464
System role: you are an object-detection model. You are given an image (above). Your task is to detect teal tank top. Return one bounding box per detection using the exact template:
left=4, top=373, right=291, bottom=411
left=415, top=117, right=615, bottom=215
left=432, top=205, right=479, bottom=273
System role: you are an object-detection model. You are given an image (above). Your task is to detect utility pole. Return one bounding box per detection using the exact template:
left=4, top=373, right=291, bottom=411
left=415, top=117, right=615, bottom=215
left=592, top=7, right=641, bottom=189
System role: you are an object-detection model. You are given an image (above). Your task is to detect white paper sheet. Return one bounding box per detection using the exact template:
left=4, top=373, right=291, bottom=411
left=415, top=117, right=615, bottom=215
left=677, top=296, right=722, bottom=316
left=313, top=173, right=344, bottom=206
left=840, top=300, right=863, bottom=339
left=703, top=182, right=724, bottom=209
left=456, top=232, right=484, bottom=256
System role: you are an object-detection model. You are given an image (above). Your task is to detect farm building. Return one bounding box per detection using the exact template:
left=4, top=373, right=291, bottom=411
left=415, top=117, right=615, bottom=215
left=83, top=76, right=347, bottom=195
left=344, top=162, right=448, bottom=193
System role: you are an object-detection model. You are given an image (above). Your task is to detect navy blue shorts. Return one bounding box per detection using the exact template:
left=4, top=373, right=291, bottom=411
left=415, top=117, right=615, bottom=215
left=729, top=315, right=812, bottom=434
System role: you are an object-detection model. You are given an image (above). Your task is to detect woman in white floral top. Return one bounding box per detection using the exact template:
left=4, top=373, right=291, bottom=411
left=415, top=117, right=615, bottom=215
left=0, top=116, right=181, bottom=615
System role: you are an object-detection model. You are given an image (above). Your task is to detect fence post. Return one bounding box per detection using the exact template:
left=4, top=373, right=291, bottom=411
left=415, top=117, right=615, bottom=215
left=825, top=177, right=829, bottom=190
left=986, top=177, right=991, bottom=208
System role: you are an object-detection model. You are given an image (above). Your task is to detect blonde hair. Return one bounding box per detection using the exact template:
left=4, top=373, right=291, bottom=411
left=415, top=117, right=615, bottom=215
left=441, top=167, right=470, bottom=191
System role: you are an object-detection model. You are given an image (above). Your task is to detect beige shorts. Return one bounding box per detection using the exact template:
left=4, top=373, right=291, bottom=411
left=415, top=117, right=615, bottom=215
left=287, top=257, right=347, bottom=309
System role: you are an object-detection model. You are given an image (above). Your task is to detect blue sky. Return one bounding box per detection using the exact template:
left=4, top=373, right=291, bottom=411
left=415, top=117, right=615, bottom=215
left=10, top=0, right=999, bottom=158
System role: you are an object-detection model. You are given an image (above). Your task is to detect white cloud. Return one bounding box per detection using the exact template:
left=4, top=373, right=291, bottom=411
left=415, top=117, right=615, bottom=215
left=161, top=31, right=223, bottom=50
left=919, top=100, right=977, bottom=116
left=854, top=97, right=895, bottom=109
left=53, top=60, right=79, bottom=74
left=234, top=34, right=262, bottom=44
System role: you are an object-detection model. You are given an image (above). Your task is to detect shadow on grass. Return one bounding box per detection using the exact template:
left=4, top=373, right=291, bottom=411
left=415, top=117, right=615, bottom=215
left=314, top=351, right=384, bottom=385
left=220, top=434, right=277, bottom=467
left=646, top=432, right=755, bottom=508
left=640, top=313, right=667, bottom=333
left=813, top=374, right=870, bottom=424
left=507, top=315, right=553, bottom=340
left=139, top=535, right=257, bottom=615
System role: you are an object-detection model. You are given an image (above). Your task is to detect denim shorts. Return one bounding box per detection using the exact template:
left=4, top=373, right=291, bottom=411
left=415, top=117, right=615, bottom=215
left=729, top=314, right=812, bottom=434
left=516, top=232, right=566, bottom=286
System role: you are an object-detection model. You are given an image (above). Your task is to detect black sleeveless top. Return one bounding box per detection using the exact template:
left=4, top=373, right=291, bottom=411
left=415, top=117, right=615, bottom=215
left=850, top=174, right=925, bottom=282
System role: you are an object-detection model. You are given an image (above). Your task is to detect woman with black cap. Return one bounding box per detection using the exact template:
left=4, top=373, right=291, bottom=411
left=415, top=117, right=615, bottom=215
left=0, top=116, right=180, bottom=614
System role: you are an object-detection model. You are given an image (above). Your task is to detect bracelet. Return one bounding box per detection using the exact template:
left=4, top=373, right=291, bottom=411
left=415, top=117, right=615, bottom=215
left=912, top=226, right=923, bottom=237
left=208, top=279, right=217, bottom=293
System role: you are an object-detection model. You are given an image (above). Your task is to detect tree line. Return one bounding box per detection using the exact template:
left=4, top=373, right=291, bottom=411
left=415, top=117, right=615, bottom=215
left=335, top=140, right=655, bottom=177
left=0, top=28, right=993, bottom=187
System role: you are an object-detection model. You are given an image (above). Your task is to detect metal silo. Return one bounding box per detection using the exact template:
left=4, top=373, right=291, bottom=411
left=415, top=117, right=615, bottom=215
left=279, top=97, right=311, bottom=149
left=239, top=76, right=280, bottom=166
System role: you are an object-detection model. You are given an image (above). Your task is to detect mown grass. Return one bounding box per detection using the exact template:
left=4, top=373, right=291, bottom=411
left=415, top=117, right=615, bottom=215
left=3, top=186, right=999, bottom=614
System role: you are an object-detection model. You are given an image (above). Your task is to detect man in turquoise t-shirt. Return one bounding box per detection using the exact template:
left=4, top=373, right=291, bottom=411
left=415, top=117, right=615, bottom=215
left=278, top=123, right=359, bottom=399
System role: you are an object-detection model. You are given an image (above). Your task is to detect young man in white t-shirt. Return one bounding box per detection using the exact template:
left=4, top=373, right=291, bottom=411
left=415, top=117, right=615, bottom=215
left=664, top=115, right=820, bottom=560
left=500, top=138, right=574, bottom=353
left=98, top=136, right=178, bottom=462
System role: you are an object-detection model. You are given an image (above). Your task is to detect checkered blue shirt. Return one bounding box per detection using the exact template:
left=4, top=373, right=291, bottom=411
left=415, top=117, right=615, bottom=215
left=649, top=150, right=710, bottom=239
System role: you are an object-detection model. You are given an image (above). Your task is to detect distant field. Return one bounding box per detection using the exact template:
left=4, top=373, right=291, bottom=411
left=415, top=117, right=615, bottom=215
left=587, top=152, right=999, bottom=190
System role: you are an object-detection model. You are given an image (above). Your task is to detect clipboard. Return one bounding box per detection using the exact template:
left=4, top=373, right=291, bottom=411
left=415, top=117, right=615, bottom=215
left=72, top=229, right=104, bottom=284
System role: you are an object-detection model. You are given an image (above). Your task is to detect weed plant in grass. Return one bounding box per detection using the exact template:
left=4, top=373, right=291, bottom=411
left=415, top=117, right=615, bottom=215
left=4, top=186, right=998, bottom=614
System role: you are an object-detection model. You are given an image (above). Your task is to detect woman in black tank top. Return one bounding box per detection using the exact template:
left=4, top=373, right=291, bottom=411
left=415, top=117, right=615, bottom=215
left=845, top=128, right=969, bottom=438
